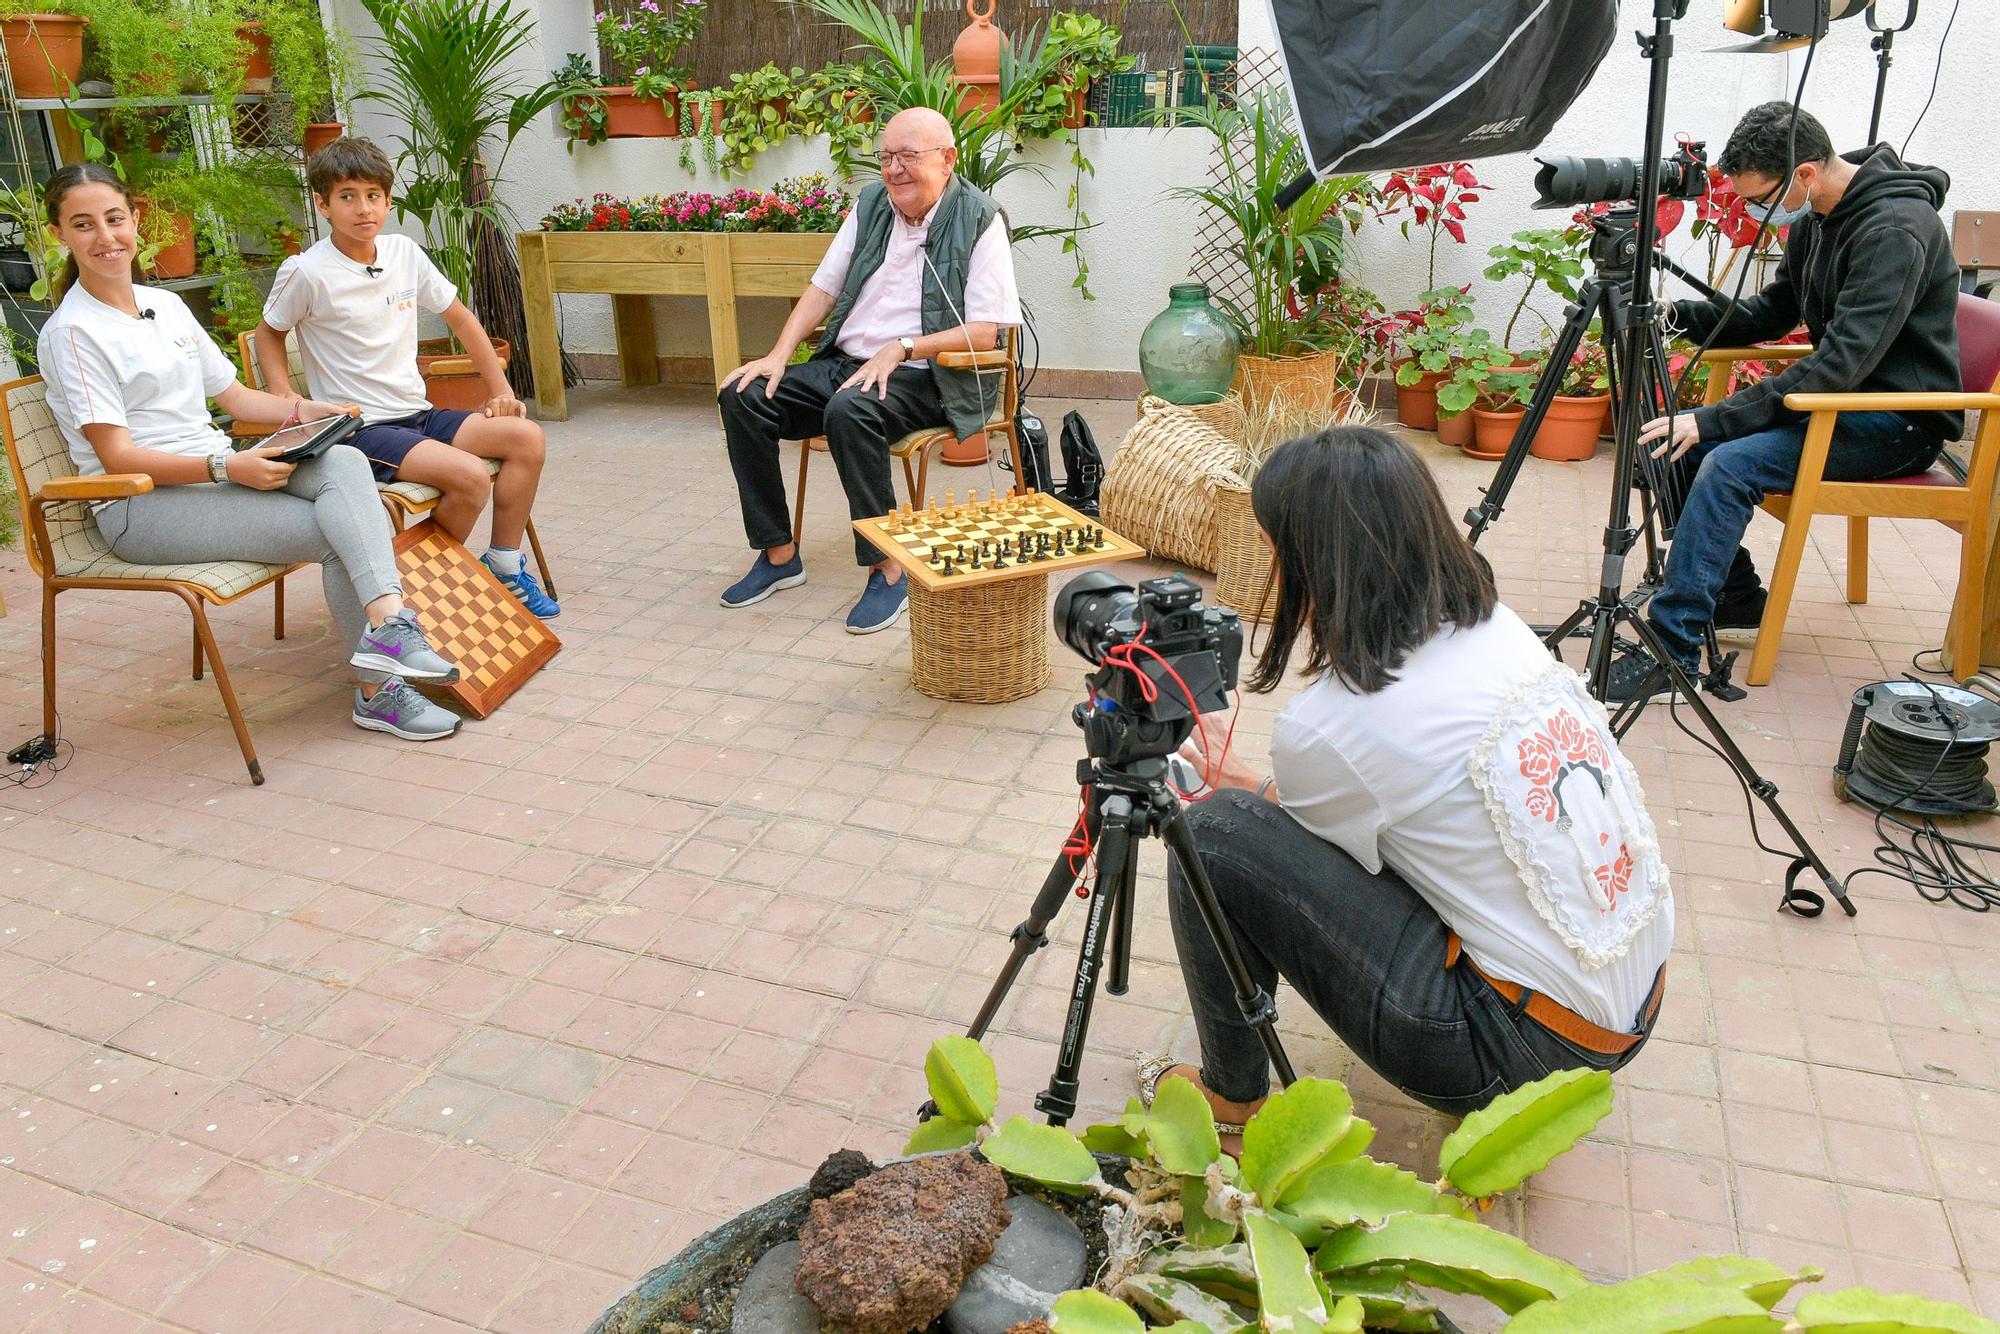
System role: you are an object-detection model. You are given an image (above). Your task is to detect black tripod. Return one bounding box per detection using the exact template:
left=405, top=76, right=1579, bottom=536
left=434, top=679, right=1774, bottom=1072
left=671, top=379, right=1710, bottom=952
left=959, top=713, right=1294, bottom=1126
left=1467, top=0, right=1855, bottom=919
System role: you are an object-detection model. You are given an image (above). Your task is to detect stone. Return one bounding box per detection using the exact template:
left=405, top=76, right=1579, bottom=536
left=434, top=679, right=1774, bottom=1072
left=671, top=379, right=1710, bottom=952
left=731, top=1242, right=820, bottom=1334
left=76, top=80, right=114, bottom=97
left=944, top=1196, right=1087, bottom=1334
left=794, top=1151, right=1011, bottom=1334
left=808, top=1148, right=875, bottom=1201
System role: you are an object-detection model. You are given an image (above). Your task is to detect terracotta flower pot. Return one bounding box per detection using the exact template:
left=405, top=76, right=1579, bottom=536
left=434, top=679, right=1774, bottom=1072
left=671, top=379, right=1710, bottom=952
left=1393, top=360, right=1449, bottom=430
left=237, top=21, right=273, bottom=88
left=1467, top=405, right=1525, bottom=460
left=1060, top=86, right=1087, bottom=129
left=144, top=212, right=198, bottom=280
left=1531, top=393, right=1608, bottom=462
left=304, top=122, right=344, bottom=156
left=598, top=86, right=677, bottom=138
left=1, top=14, right=87, bottom=100
left=419, top=338, right=510, bottom=411
left=1437, top=410, right=1474, bottom=449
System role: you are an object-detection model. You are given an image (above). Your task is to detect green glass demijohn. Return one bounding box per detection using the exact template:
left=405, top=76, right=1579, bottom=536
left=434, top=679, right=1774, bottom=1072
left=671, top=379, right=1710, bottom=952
left=1139, top=282, right=1241, bottom=405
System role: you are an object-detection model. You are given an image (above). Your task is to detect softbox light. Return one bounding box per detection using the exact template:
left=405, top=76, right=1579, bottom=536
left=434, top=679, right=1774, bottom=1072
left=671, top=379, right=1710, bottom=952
left=1265, top=0, right=1621, bottom=179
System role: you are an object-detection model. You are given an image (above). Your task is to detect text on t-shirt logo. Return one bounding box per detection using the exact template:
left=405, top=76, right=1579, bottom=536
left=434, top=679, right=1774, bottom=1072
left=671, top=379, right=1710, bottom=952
left=391, top=285, right=417, bottom=312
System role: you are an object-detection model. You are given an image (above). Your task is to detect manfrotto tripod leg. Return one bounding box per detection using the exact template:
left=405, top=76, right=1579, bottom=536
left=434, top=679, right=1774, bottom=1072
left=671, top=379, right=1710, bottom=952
left=1037, top=792, right=1138, bottom=1124
left=1156, top=797, right=1297, bottom=1088
left=1612, top=605, right=1856, bottom=918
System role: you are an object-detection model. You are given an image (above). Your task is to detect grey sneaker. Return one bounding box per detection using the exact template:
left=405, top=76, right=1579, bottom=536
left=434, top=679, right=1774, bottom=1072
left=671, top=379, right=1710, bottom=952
left=350, top=611, right=460, bottom=682
left=352, top=679, right=461, bottom=741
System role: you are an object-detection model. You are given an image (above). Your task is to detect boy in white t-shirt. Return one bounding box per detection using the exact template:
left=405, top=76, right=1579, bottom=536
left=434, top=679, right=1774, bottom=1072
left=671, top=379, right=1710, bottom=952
left=253, top=138, right=558, bottom=617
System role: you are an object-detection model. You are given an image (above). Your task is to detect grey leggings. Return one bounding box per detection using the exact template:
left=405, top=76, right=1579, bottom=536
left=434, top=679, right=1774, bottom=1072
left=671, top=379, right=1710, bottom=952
left=96, top=446, right=402, bottom=680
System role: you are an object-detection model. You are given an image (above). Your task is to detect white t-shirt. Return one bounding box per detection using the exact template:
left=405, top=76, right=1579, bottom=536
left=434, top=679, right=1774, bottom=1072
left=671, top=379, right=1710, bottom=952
left=262, top=233, right=458, bottom=424
left=38, top=284, right=236, bottom=477
left=1271, top=605, right=1674, bottom=1032
left=809, top=207, right=1020, bottom=364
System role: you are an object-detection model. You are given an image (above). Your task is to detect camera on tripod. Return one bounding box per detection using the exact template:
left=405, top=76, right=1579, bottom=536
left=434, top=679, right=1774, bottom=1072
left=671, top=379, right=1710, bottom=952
left=1054, top=571, right=1242, bottom=765
left=1532, top=139, right=1708, bottom=210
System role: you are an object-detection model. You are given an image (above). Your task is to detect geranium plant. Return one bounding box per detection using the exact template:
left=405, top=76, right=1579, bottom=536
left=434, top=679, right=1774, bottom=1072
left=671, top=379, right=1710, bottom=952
left=1392, top=285, right=1476, bottom=388
left=537, top=178, right=852, bottom=234
left=594, top=0, right=706, bottom=87
left=1485, top=227, right=1587, bottom=353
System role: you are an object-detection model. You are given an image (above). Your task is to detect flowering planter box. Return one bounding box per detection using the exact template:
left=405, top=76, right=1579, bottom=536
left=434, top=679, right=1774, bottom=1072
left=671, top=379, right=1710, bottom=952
left=516, top=229, right=835, bottom=419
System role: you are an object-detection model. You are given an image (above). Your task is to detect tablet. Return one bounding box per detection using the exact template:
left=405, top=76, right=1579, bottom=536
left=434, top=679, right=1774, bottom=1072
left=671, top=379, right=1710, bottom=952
left=258, top=414, right=359, bottom=464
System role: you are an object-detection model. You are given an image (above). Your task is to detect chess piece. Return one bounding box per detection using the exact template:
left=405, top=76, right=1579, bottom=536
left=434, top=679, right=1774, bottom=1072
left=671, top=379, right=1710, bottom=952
left=991, top=547, right=1008, bottom=569
left=1092, top=527, right=1105, bottom=549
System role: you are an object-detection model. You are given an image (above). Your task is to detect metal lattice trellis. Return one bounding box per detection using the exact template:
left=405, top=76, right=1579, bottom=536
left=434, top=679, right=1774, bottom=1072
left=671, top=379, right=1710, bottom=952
left=1185, top=47, right=1292, bottom=321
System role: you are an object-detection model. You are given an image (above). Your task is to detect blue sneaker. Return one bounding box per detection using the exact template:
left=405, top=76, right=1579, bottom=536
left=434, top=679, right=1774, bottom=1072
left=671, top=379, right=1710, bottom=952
left=481, top=553, right=560, bottom=618
left=845, top=570, right=908, bottom=635
left=720, top=552, right=806, bottom=608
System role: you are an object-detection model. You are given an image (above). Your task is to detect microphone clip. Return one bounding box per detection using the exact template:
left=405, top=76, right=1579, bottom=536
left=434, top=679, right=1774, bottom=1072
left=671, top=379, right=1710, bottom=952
left=364, top=265, right=383, bottom=278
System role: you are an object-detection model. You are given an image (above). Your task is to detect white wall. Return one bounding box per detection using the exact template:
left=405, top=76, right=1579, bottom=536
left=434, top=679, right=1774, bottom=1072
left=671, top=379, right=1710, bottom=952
left=327, top=0, right=1993, bottom=380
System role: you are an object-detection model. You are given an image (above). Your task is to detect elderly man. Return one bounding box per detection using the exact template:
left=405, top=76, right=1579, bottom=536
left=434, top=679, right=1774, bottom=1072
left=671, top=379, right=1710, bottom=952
left=716, top=106, right=1021, bottom=633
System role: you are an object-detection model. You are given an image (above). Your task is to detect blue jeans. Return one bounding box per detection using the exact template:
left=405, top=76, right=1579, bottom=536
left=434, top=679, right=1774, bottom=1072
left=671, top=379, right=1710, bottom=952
left=1649, top=411, right=1943, bottom=667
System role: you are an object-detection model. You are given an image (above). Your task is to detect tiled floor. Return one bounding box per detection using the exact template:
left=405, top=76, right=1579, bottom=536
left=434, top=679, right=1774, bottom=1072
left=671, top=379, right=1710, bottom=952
left=0, top=386, right=1996, bottom=1332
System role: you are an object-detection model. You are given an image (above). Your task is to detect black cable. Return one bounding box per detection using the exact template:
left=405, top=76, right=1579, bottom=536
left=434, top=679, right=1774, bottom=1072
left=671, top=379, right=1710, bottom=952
left=1844, top=677, right=2000, bottom=911
left=1900, top=0, right=1959, bottom=157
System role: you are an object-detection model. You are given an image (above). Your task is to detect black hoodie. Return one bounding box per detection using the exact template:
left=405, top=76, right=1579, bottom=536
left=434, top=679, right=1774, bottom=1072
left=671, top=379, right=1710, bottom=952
left=1672, top=145, right=1963, bottom=443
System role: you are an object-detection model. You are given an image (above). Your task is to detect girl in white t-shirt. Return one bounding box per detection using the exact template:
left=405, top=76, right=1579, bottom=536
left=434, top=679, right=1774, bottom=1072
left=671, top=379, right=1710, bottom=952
left=34, top=163, right=465, bottom=743
left=1148, top=426, right=1672, bottom=1135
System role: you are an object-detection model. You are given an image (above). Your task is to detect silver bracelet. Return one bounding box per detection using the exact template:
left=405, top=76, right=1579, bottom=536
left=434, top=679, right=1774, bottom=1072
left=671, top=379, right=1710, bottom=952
left=1255, top=775, right=1276, bottom=802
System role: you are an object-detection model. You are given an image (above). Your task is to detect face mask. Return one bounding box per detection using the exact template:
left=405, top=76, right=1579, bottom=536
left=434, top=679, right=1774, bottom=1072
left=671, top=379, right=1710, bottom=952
left=1753, top=172, right=1813, bottom=228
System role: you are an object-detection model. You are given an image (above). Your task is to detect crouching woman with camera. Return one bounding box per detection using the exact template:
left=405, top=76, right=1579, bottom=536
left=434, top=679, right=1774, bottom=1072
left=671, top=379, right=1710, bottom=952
left=1154, top=426, right=1671, bottom=1130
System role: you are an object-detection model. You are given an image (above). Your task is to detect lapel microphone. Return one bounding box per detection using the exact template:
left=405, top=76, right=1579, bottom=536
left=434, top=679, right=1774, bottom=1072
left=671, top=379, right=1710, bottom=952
left=364, top=265, right=382, bottom=277
left=140, top=308, right=155, bottom=320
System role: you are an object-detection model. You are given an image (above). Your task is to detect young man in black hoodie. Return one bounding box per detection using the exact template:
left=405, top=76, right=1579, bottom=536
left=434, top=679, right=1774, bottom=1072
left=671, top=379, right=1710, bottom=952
left=1609, top=102, right=1962, bottom=702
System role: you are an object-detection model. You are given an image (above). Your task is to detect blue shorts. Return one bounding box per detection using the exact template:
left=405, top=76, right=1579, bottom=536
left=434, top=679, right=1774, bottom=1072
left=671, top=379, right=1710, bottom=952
left=350, top=407, right=474, bottom=483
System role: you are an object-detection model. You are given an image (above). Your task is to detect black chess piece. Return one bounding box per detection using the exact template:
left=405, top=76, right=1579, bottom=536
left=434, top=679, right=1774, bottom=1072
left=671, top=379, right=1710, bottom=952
left=992, top=548, right=1008, bottom=569
left=1092, top=527, right=1105, bottom=549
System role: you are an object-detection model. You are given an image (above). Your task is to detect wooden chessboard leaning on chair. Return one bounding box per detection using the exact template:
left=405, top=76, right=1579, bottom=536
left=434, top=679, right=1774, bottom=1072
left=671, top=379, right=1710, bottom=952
left=233, top=332, right=557, bottom=597
left=792, top=325, right=1026, bottom=542
left=1697, top=292, right=2000, bottom=685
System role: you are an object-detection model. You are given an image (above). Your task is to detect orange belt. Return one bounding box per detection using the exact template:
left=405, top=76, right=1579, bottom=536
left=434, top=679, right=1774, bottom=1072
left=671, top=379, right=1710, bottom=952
left=1445, top=931, right=1664, bottom=1057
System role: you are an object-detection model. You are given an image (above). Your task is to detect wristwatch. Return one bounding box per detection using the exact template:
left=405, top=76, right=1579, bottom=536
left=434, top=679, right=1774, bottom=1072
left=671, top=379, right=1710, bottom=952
left=206, top=452, right=230, bottom=484
left=898, top=337, right=916, bottom=361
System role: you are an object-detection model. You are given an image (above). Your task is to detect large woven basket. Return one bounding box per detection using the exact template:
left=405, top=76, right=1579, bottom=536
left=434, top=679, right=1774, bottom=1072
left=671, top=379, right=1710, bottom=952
left=1100, top=398, right=1245, bottom=573
left=1233, top=348, right=1357, bottom=419
left=908, top=573, right=1050, bottom=703
left=1214, top=484, right=1277, bottom=623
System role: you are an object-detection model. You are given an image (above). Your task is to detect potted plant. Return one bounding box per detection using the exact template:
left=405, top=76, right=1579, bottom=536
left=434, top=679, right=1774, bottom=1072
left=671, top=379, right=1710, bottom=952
left=1529, top=330, right=1610, bottom=462
left=1483, top=226, right=1586, bottom=358
left=74, top=0, right=244, bottom=98
left=262, top=0, right=361, bottom=150
left=587, top=0, right=707, bottom=138
left=718, top=62, right=803, bottom=174
left=1389, top=285, right=1474, bottom=430
left=2, top=2, right=87, bottom=100
left=1033, top=10, right=1132, bottom=130
left=1432, top=329, right=1537, bottom=460
left=794, top=60, right=877, bottom=170
left=360, top=0, right=565, bottom=402
left=1165, top=89, right=1371, bottom=417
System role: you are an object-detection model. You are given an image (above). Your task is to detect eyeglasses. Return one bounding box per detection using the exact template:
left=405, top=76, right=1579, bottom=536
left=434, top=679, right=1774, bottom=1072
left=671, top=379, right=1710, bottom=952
left=873, top=147, right=949, bottom=170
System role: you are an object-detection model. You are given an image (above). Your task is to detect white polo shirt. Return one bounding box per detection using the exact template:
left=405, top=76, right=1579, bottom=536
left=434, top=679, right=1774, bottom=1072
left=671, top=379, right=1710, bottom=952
left=808, top=203, right=1020, bottom=364
left=38, top=283, right=235, bottom=477
left=262, top=234, right=458, bottom=424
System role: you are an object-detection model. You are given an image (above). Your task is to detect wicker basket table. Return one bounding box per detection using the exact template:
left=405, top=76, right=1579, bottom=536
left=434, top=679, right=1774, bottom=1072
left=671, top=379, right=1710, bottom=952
left=855, top=491, right=1146, bottom=703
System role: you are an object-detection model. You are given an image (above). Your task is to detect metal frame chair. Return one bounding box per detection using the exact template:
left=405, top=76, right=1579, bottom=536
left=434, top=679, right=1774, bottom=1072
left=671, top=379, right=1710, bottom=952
left=2, top=376, right=295, bottom=785
left=234, top=333, right=557, bottom=596
left=1699, top=293, right=2000, bottom=683
left=791, top=328, right=1026, bottom=543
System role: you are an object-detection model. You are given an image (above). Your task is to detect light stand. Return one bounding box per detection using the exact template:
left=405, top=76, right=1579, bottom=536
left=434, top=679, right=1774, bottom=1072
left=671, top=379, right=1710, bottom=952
left=1865, top=1, right=1920, bottom=143
left=1473, top=0, right=1856, bottom=919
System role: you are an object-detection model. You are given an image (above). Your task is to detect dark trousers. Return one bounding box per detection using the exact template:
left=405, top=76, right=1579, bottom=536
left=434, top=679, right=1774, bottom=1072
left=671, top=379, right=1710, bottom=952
left=1165, top=789, right=1657, bottom=1117
left=1648, top=411, right=1942, bottom=667
left=718, top=355, right=947, bottom=566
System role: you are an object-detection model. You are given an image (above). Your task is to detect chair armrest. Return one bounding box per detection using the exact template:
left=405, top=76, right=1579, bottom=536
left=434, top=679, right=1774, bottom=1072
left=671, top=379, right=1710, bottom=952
left=1784, top=391, right=2000, bottom=414
left=1699, top=345, right=1814, bottom=367
left=38, top=473, right=154, bottom=503
left=424, top=355, right=476, bottom=377
left=934, top=348, right=1010, bottom=371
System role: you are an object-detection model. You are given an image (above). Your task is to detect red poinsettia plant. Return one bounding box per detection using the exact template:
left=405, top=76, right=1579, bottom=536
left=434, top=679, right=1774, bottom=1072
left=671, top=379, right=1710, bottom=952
left=1377, top=162, right=1489, bottom=292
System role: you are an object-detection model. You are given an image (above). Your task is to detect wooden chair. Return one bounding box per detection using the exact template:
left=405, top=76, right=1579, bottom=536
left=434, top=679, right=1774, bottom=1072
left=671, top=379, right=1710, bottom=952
left=1699, top=292, right=2000, bottom=683
left=1, top=376, right=298, bottom=785
left=234, top=333, right=557, bottom=596
left=791, top=328, right=1026, bottom=543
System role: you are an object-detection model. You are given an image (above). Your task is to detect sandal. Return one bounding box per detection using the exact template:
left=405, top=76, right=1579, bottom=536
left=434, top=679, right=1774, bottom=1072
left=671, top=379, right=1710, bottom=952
left=1134, top=1053, right=1249, bottom=1138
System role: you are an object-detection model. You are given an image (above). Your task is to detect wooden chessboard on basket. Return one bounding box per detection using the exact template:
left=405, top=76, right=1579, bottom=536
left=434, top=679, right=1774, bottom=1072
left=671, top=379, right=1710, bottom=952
left=855, top=490, right=1145, bottom=593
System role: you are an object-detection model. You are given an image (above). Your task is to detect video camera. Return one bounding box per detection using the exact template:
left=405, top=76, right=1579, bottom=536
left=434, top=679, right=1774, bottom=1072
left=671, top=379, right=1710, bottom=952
left=1532, top=139, right=1708, bottom=210
left=1054, top=572, right=1243, bottom=766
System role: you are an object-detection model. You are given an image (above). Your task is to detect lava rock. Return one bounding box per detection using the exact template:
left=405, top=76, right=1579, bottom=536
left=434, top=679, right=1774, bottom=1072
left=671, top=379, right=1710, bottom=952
left=1003, top=1323, right=1050, bottom=1334
left=794, top=1151, right=1012, bottom=1334
left=730, top=1242, right=820, bottom=1334
left=808, top=1148, right=876, bottom=1201
left=944, top=1197, right=1087, bottom=1334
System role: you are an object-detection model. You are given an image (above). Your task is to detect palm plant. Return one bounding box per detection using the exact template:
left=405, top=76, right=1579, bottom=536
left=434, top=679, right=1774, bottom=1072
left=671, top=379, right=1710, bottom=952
left=1165, top=91, right=1368, bottom=359
left=358, top=0, right=563, bottom=330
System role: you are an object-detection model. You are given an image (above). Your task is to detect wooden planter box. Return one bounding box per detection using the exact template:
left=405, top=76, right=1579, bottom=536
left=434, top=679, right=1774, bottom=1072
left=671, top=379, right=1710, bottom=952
left=516, top=230, right=836, bottom=420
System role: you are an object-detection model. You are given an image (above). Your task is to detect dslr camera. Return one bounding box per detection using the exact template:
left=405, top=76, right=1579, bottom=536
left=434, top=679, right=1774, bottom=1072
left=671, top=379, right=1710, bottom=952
left=1054, top=572, right=1243, bottom=766
left=1531, top=139, right=1708, bottom=210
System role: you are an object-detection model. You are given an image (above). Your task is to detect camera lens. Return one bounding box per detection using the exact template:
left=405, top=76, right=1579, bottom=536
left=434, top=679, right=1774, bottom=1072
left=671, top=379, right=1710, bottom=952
left=1053, top=571, right=1135, bottom=664
left=1533, top=155, right=1642, bottom=209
